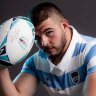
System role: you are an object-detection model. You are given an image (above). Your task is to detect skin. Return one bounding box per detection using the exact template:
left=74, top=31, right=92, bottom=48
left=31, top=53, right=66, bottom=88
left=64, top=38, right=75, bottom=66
left=0, top=16, right=96, bottom=96
left=0, top=68, right=38, bottom=96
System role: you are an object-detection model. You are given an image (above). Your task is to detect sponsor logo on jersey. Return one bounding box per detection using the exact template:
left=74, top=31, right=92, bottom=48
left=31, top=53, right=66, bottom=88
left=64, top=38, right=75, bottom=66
left=70, top=69, right=80, bottom=84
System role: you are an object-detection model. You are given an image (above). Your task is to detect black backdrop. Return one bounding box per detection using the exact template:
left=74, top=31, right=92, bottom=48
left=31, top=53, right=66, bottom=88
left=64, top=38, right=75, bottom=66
left=0, top=0, right=96, bottom=96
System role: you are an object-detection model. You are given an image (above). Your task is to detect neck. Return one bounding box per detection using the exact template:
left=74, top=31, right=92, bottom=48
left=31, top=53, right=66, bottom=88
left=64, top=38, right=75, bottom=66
left=50, top=52, right=65, bottom=66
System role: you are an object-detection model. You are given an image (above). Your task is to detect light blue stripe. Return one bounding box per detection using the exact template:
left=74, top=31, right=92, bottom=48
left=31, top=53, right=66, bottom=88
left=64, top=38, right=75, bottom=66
left=0, top=55, right=9, bottom=62
left=87, top=66, right=96, bottom=74
left=39, top=50, right=47, bottom=59
left=72, top=43, right=86, bottom=57
left=21, top=55, right=37, bottom=77
left=84, top=44, right=96, bottom=68
left=0, top=35, right=7, bottom=48
left=78, top=65, right=87, bottom=81
left=10, top=20, right=18, bottom=29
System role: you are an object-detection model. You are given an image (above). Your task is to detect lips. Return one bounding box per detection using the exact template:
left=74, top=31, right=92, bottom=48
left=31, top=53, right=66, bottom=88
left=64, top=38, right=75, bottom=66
left=47, top=47, right=54, bottom=51
left=43, top=47, right=55, bottom=53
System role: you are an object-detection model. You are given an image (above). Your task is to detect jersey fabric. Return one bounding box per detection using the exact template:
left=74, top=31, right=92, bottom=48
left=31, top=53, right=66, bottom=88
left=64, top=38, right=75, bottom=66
left=21, top=26, right=96, bottom=96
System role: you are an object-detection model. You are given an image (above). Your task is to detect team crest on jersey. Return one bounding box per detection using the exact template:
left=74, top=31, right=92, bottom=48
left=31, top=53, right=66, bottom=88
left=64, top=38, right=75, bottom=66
left=70, top=69, right=80, bottom=84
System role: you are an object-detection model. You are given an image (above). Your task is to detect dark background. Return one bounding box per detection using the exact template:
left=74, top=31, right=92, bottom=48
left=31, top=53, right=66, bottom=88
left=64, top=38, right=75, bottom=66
left=0, top=0, right=96, bottom=96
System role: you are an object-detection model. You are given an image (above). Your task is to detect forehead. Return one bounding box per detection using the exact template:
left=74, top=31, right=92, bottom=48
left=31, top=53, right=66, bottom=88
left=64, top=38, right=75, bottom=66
left=35, top=17, right=58, bottom=33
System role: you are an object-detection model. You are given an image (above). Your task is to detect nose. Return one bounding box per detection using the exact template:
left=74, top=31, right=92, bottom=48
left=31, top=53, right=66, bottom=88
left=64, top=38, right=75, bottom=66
left=41, top=36, right=48, bottom=47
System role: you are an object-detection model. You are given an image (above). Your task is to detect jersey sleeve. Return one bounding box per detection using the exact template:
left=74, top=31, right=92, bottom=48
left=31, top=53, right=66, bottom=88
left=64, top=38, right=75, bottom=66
left=84, top=41, right=96, bottom=74
left=21, top=55, right=37, bottom=78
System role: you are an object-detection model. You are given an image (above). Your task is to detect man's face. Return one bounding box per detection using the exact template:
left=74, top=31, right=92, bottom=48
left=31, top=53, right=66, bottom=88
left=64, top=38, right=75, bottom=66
left=35, top=17, right=67, bottom=57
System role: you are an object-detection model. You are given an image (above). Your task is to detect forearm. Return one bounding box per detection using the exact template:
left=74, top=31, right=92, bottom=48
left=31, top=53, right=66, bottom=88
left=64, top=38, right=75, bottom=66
left=0, top=68, right=22, bottom=96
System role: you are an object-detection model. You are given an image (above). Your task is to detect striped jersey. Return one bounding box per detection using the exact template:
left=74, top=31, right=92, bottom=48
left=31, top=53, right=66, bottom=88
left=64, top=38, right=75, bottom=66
left=21, top=26, right=96, bottom=96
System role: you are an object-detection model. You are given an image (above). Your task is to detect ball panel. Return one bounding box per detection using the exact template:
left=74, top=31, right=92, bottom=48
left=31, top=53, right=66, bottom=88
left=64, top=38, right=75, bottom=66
left=0, top=18, right=13, bottom=46
left=0, top=35, right=7, bottom=48
left=0, top=55, right=9, bottom=62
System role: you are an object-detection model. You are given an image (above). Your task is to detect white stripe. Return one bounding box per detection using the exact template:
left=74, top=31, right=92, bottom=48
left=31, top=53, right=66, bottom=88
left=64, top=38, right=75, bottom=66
left=34, top=52, right=50, bottom=73
left=66, top=53, right=85, bottom=73
left=87, top=56, right=96, bottom=70
left=84, top=41, right=96, bottom=57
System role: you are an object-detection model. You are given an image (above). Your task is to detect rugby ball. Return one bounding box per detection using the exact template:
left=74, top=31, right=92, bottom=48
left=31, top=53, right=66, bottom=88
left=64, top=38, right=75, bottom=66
left=0, top=16, right=35, bottom=67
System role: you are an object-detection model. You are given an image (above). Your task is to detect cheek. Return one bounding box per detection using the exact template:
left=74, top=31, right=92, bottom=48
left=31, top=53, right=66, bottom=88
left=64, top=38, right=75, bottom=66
left=50, top=35, right=58, bottom=43
left=53, top=32, right=62, bottom=42
left=54, top=33, right=65, bottom=46
left=50, top=36, right=61, bottom=47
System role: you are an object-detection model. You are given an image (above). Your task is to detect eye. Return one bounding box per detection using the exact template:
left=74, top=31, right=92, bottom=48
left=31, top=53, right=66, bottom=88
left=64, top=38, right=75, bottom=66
left=46, top=31, right=53, bottom=36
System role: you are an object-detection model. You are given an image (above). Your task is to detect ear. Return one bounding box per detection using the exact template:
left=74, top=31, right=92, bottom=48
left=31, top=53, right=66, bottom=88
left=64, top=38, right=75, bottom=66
left=61, top=19, right=69, bottom=32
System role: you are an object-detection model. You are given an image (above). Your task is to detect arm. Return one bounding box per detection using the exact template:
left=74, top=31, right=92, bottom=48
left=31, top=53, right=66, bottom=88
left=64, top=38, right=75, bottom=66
left=0, top=68, right=38, bottom=96
left=13, top=72, right=38, bottom=96
left=83, top=72, right=96, bottom=96
left=0, top=68, right=21, bottom=96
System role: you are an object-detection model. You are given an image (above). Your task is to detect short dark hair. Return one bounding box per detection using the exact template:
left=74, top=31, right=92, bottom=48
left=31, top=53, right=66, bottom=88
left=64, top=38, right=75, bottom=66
left=28, top=2, right=64, bottom=27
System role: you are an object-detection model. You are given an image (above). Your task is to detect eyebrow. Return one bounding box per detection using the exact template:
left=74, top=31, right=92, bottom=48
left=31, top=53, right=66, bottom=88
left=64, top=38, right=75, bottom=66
left=35, top=28, right=54, bottom=36
left=43, top=28, right=53, bottom=33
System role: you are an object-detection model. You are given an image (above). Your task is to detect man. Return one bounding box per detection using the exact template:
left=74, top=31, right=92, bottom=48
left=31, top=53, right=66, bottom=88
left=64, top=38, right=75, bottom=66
left=0, top=2, right=96, bottom=96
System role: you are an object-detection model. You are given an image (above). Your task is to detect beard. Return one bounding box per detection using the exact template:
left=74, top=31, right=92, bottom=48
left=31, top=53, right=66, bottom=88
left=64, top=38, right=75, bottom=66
left=48, top=34, right=67, bottom=62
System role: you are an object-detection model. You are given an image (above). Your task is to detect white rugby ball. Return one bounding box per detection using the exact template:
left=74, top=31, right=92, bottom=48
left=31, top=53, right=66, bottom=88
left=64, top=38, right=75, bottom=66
left=0, top=16, right=35, bottom=67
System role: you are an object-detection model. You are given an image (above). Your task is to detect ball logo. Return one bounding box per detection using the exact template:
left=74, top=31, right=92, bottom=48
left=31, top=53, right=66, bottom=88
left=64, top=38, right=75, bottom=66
left=19, top=37, right=28, bottom=50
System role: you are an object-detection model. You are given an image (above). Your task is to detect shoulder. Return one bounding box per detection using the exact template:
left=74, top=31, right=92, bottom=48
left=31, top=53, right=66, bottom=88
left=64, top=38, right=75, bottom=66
left=26, top=50, right=47, bottom=63
left=83, top=38, right=96, bottom=55
left=75, top=32, right=96, bottom=56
